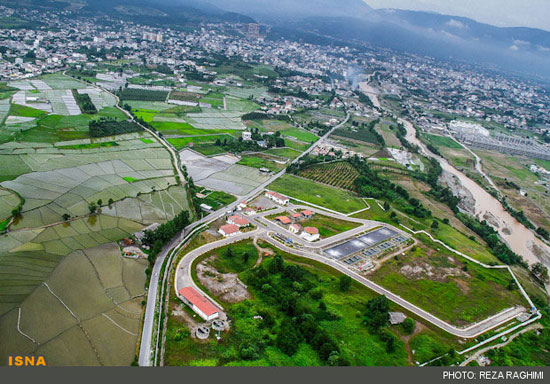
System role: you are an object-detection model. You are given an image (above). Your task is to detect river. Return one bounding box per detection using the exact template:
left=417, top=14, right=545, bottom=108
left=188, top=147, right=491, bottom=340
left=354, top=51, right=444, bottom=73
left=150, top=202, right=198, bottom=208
left=358, top=80, right=381, bottom=109
left=400, top=118, right=550, bottom=270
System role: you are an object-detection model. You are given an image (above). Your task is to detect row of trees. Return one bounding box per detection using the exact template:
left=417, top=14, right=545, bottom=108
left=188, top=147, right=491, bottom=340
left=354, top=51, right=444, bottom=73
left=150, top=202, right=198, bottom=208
left=89, top=118, right=143, bottom=138
left=72, top=90, right=97, bottom=114
left=142, top=211, right=191, bottom=263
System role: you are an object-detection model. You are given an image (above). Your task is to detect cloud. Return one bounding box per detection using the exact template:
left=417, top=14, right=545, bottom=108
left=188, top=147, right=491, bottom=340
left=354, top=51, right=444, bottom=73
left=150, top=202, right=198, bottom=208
left=509, top=45, right=519, bottom=51
left=446, top=19, right=467, bottom=29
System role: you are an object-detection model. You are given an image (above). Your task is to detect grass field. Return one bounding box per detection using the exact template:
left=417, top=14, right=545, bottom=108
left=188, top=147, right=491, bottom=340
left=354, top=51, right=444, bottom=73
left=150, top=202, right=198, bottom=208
left=370, top=234, right=526, bottom=326
left=270, top=174, right=367, bottom=214
left=297, top=162, right=359, bottom=191
left=423, top=134, right=463, bottom=149
left=197, top=190, right=236, bottom=211
left=237, top=156, right=285, bottom=173
left=167, top=135, right=234, bottom=151
left=297, top=213, right=360, bottom=238
left=264, top=147, right=302, bottom=160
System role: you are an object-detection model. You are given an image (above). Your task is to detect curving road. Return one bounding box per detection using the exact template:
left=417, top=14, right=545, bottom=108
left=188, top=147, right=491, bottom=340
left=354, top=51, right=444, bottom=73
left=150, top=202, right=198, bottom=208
left=138, top=112, right=350, bottom=365
left=174, top=206, right=528, bottom=340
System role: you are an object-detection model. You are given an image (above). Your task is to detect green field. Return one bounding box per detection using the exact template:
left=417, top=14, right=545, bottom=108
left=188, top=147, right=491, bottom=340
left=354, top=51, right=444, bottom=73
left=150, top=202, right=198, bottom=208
left=264, top=147, right=302, bottom=160
left=371, top=235, right=526, bottom=326
left=423, top=134, right=463, bottom=149
left=270, top=175, right=367, bottom=214
left=197, top=191, right=236, bottom=211
left=165, top=240, right=415, bottom=366
left=299, top=213, right=361, bottom=238
left=237, top=156, right=285, bottom=173
left=167, top=135, right=233, bottom=151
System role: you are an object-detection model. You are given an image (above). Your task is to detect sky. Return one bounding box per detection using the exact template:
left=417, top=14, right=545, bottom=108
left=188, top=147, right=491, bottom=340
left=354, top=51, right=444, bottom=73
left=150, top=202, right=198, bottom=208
left=363, top=0, right=550, bottom=31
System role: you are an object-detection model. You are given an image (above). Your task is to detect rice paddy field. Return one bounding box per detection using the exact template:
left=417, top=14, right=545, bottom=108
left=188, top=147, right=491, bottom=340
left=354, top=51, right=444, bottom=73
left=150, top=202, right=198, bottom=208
left=0, top=73, right=194, bottom=366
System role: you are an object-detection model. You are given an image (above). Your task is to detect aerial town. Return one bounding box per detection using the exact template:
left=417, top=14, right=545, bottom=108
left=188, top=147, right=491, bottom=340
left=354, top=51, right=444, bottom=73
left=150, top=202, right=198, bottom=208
left=0, top=0, right=549, bottom=372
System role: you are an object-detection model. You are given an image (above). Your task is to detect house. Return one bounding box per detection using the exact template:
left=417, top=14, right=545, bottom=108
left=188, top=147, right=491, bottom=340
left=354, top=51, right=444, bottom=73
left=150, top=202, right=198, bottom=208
left=265, top=191, right=290, bottom=205
left=291, top=212, right=302, bottom=221
left=388, top=312, right=407, bottom=325
left=238, top=201, right=247, bottom=210
left=301, top=227, right=320, bottom=242
left=289, top=224, right=302, bottom=234
left=227, top=215, right=250, bottom=227
left=200, top=203, right=213, bottom=213
left=178, top=287, right=219, bottom=321
left=301, top=210, right=314, bottom=218
left=219, top=224, right=240, bottom=237
left=244, top=207, right=256, bottom=216
left=275, top=216, right=292, bottom=225
left=242, top=131, right=252, bottom=141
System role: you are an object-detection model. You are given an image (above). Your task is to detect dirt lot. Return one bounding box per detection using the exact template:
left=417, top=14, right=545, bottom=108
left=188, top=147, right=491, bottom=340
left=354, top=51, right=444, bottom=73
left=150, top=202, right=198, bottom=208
left=197, top=256, right=250, bottom=303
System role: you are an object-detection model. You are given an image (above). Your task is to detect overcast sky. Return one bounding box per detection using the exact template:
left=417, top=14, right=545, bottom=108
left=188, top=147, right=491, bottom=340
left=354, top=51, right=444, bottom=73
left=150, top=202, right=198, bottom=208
left=363, top=0, right=550, bottom=31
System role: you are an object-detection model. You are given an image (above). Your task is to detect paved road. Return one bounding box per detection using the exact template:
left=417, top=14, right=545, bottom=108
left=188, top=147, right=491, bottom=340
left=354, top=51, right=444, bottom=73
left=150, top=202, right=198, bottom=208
left=174, top=226, right=525, bottom=339
left=138, top=113, right=350, bottom=365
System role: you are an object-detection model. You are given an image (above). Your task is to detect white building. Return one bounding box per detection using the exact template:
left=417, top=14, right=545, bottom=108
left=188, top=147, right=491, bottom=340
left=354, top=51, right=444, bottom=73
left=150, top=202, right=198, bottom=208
left=301, top=227, right=320, bottom=242
left=242, top=131, right=252, bottom=141
left=219, top=224, right=240, bottom=237
left=178, top=287, right=219, bottom=321
left=265, top=191, right=290, bottom=206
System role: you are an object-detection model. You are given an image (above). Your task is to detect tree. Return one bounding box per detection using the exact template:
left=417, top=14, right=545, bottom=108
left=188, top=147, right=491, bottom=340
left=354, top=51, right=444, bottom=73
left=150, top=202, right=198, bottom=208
left=97, top=199, right=103, bottom=206
left=363, top=295, right=390, bottom=330
left=108, top=198, right=114, bottom=206
left=431, top=220, right=439, bottom=230
left=225, top=247, right=234, bottom=259
left=276, top=320, right=301, bottom=356
left=383, top=201, right=390, bottom=211
left=531, top=262, right=549, bottom=284
left=339, top=275, right=352, bottom=292
left=402, top=318, right=415, bottom=335
left=243, top=252, right=250, bottom=263
left=62, top=213, right=70, bottom=221
left=88, top=202, right=97, bottom=214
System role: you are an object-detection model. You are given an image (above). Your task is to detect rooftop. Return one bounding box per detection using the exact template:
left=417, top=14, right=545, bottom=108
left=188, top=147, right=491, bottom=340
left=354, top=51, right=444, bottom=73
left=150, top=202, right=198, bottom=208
left=179, top=287, right=219, bottom=317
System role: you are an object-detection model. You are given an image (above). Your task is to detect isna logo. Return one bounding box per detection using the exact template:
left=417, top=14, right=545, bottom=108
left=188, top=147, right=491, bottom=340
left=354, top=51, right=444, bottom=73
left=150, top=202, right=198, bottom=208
left=7, top=355, right=46, bottom=367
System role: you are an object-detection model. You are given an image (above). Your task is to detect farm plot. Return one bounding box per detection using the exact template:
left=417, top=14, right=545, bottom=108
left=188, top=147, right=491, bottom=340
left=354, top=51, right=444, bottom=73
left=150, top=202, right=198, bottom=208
left=102, top=185, right=191, bottom=225
left=0, top=238, right=147, bottom=366
left=120, top=88, right=169, bottom=102
left=76, top=88, right=117, bottom=111
left=333, top=125, right=380, bottom=146
left=0, top=98, right=10, bottom=122
left=167, top=134, right=233, bottom=151
left=0, top=215, right=143, bottom=316
left=198, top=164, right=272, bottom=196
left=0, top=189, right=20, bottom=221
left=226, top=86, right=269, bottom=100
left=264, top=147, right=302, bottom=160
left=237, top=155, right=285, bottom=173
left=40, top=73, right=86, bottom=90
left=270, top=174, right=367, bottom=214
left=297, top=161, right=359, bottom=191
left=180, top=149, right=239, bottom=181
left=186, top=110, right=245, bottom=130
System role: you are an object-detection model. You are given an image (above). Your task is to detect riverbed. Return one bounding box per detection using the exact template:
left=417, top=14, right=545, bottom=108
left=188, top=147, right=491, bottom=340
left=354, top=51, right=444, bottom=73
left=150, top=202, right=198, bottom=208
left=400, top=118, right=550, bottom=270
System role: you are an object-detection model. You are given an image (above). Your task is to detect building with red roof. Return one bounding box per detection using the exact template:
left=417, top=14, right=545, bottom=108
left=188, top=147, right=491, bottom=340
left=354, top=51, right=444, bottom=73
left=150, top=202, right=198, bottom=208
left=289, top=224, right=302, bottom=234
left=275, top=216, right=292, bottom=225
left=265, top=191, right=290, bottom=205
left=219, top=224, right=240, bottom=237
left=178, top=287, right=219, bottom=321
left=227, top=215, right=250, bottom=227
left=291, top=212, right=303, bottom=220
left=301, top=210, right=314, bottom=218
left=301, top=226, right=320, bottom=242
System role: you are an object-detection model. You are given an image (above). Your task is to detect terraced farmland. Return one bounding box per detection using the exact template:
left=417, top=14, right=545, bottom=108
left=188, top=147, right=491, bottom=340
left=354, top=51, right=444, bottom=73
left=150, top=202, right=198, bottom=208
left=297, top=161, right=359, bottom=191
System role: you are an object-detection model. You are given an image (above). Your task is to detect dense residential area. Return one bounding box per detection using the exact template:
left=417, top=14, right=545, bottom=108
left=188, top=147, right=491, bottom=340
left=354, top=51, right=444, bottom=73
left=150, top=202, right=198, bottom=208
left=0, top=0, right=549, bottom=371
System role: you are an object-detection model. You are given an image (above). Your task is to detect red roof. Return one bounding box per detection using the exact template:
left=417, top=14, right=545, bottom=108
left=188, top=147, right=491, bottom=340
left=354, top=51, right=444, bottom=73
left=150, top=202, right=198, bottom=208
left=304, top=227, right=319, bottom=235
left=301, top=210, right=314, bottom=216
left=291, top=213, right=302, bottom=218
left=179, top=287, right=219, bottom=317
left=266, top=191, right=289, bottom=201
left=275, top=216, right=291, bottom=224
left=228, top=215, right=250, bottom=226
left=220, top=224, right=240, bottom=235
